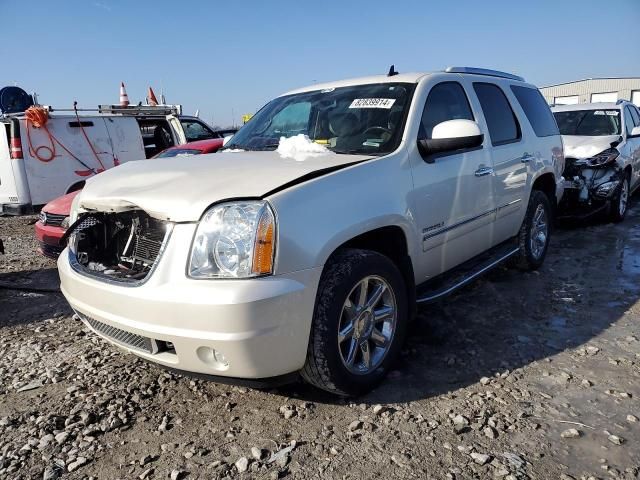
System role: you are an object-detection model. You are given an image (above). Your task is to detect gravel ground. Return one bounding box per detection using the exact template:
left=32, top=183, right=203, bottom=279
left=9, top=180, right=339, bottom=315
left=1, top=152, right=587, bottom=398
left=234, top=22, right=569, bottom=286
left=0, top=205, right=639, bottom=480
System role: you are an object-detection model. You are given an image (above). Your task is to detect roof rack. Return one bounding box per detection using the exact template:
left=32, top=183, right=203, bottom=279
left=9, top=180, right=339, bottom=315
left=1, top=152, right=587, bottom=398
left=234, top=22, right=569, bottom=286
left=445, top=67, right=525, bottom=82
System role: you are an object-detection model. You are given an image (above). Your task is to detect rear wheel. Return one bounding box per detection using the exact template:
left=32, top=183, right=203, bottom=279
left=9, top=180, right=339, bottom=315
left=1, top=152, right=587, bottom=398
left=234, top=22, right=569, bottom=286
left=609, top=174, right=630, bottom=223
left=301, top=249, right=408, bottom=396
left=513, top=190, right=551, bottom=271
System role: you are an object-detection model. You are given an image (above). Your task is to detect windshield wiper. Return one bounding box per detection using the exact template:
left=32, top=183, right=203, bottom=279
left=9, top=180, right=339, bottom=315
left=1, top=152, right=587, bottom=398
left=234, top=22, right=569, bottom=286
left=221, top=143, right=279, bottom=152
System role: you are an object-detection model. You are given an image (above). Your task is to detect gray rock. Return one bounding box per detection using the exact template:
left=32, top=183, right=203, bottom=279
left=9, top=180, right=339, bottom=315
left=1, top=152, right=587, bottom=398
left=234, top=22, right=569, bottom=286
left=170, top=469, right=185, bottom=480
left=560, top=428, right=581, bottom=439
left=67, top=457, right=87, bottom=472
left=54, top=432, right=69, bottom=445
left=251, top=447, right=264, bottom=460
left=348, top=420, right=363, bottom=431
left=235, top=456, right=249, bottom=473
left=627, top=414, right=638, bottom=423
left=372, top=405, right=387, bottom=416
left=452, top=415, right=469, bottom=426
left=471, top=452, right=492, bottom=465
left=608, top=434, right=625, bottom=445
left=484, top=426, right=498, bottom=439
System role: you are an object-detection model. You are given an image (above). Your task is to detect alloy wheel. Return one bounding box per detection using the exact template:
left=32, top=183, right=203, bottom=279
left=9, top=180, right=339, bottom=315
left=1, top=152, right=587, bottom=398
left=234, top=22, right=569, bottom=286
left=337, top=275, right=397, bottom=375
left=530, top=204, right=548, bottom=260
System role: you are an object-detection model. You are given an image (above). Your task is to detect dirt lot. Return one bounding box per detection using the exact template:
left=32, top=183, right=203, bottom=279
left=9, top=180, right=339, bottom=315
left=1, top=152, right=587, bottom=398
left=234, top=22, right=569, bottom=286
left=0, top=205, right=639, bottom=480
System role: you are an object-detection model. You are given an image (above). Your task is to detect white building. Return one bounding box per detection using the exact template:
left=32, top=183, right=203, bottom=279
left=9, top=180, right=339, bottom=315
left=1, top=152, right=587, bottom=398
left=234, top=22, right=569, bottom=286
left=540, top=78, right=640, bottom=106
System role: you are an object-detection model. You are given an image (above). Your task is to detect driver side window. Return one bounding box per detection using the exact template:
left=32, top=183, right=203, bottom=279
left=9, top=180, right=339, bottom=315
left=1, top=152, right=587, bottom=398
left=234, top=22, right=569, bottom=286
left=420, top=82, right=474, bottom=139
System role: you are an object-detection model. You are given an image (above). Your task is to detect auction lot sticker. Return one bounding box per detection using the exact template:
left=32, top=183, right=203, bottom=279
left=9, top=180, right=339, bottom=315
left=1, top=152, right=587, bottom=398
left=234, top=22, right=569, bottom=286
left=349, top=98, right=396, bottom=109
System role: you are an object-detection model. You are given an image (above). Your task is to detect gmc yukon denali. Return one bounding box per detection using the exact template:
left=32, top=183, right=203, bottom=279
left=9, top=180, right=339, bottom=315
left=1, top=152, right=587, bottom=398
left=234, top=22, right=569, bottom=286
left=58, top=67, right=564, bottom=396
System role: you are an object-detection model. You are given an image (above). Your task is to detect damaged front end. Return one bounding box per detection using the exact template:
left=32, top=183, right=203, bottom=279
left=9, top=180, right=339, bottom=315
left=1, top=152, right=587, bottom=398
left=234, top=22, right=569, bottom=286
left=66, top=209, right=172, bottom=285
left=558, top=148, right=624, bottom=220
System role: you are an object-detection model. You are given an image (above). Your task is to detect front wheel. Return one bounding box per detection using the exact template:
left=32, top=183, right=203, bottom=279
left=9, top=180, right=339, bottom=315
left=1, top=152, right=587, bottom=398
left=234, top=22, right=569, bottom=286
left=513, top=190, right=552, bottom=271
left=301, top=249, right=408, bottom=396
left=609, top=174, right=630, bottom=223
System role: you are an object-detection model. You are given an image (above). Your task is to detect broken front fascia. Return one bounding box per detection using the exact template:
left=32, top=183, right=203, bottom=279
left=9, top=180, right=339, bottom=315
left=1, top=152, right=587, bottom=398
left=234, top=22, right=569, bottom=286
left=66, top=208, right=173, bottom=285
left=560, top=148, right=623, bottom=215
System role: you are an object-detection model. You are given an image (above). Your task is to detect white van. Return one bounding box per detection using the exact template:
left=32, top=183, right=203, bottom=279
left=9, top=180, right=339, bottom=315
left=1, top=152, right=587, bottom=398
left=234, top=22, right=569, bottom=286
left=0, top=99, right=221, bottom=215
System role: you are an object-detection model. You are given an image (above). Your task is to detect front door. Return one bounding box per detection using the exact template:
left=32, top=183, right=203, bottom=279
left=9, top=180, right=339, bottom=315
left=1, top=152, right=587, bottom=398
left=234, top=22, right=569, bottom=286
left=408, top=81, right=495, bottom=280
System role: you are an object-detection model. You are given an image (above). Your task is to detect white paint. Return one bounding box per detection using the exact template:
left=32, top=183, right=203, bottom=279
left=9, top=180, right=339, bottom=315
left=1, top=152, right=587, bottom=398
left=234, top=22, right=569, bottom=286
left=431, top=119, right=481, bottom=140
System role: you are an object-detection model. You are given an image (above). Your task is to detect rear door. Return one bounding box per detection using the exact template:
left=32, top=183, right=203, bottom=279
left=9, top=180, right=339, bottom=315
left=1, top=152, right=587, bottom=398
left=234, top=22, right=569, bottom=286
left=623, top=105, right=640, bottom=189
left=103, top=116, right=146, bottom=164
left=0, top=122, right=21, bottom=205
left=409, top=79, right=495, bottom=279
left=22, top=116, right=115, bottom=205
left=471, top=81, right=528, bottom=243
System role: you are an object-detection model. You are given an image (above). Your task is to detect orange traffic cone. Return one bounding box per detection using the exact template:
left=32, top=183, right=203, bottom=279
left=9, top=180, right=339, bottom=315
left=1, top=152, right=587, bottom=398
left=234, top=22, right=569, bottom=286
left=147, top=87, right=159, bottom=106
left=119, top=82, right=130, bottom=107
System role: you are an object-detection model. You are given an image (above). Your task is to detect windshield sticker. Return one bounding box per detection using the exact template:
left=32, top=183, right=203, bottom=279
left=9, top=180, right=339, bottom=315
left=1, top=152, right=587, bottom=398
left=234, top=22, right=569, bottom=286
left=321, top=88, right=335, bottom=93
left=594, top=110, right=619, bottom=116
left=349, top=98, right=396, bottom=109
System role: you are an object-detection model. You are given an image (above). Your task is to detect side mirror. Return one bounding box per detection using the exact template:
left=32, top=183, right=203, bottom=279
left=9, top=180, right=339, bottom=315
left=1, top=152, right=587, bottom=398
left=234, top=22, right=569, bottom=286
left=417, top=119, right=484, bottom=162
left=222, top=135, right=233, bottom=146
left=631, top=126, right=640, bottom=137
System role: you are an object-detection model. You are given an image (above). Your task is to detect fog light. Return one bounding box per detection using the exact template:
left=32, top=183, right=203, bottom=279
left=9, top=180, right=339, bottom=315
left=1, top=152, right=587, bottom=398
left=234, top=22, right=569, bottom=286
left=196, top=346, right=229, bottom=370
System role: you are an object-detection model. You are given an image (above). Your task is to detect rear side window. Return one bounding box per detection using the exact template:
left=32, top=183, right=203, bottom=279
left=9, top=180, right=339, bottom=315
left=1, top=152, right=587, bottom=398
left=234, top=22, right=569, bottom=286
left=473, top=83, right=521, bottom=146
left=510, top=86, right=559, bottom=137
left=630, top=106, right=640, bottom=126
left=419, top=82, right=474, bottom=139
left=624, top=107, right=635, bottom=136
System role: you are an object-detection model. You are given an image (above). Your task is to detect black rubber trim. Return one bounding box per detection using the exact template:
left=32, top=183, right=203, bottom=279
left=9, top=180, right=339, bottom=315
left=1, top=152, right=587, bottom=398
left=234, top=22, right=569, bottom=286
left=0, top=203, right=33, bottom=215
left=159, top=364, right=300, bottom=389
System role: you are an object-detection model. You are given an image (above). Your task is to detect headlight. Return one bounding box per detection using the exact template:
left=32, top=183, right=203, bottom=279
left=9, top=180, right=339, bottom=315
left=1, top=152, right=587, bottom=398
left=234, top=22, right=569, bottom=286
left=586, top=148, right=619, bottom=167
left=189, top=201, right=276, bottom=279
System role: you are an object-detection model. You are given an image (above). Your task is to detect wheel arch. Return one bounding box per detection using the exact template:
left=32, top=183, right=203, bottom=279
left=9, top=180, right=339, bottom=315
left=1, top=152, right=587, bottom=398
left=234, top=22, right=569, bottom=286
left=531, top=172, right=557, bottom=211
left=324, top=224, right=416, bottom=318
left=66, top=180, right=86, bottom=194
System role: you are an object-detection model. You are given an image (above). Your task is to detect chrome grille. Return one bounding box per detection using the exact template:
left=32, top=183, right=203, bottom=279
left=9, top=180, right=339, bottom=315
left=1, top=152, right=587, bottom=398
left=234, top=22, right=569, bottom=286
left=43, top=212, right=67, bottom=227
left=77, top=312, right=154, bottom=353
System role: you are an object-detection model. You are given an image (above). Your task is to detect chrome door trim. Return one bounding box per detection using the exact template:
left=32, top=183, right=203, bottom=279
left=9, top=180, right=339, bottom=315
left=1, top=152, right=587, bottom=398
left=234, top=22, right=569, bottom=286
left=422, top=209, right=495, bottom=241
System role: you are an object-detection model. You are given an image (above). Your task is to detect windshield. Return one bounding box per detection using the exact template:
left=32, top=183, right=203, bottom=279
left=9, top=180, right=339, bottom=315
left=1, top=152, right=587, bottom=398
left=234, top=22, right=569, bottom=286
left=154, top=148, right=201, bottom=158
left=224, top=83, right=415, bottom=155
left=553, top=109, right=621, bottom=136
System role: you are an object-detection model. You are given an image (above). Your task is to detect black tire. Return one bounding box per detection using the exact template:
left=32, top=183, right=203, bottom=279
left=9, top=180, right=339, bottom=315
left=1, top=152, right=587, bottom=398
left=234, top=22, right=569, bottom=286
left=301, top=249, right=408, bottom=396
left=512, top=190, right=552, bottom=271
left=609, top=174, right=630, bottom=223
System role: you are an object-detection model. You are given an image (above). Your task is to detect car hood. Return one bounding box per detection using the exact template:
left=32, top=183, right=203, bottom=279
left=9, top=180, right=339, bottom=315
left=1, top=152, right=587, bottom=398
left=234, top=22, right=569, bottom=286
left=44, top=190, right=80, bottom=215
left=561, top=135, right=620, bottom=159
left=76, top=150, right=372, bottom=222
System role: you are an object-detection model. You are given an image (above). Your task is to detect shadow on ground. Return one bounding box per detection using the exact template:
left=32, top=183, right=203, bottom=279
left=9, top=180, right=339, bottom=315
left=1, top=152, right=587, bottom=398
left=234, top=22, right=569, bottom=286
left=0, top=268, right=70, bottom=326
left=277, top=197, right=640, bottom=404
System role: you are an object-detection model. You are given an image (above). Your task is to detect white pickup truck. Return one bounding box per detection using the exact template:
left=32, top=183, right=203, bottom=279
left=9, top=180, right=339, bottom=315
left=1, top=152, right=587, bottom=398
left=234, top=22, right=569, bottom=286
left=59, top=67, right=564, bottom=396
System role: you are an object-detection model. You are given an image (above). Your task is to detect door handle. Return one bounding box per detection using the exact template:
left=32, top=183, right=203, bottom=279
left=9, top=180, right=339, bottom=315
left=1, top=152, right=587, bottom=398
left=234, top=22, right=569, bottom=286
left=474, top=167, right=494, bottom=177
left=521, top=153, right=535, bottom=163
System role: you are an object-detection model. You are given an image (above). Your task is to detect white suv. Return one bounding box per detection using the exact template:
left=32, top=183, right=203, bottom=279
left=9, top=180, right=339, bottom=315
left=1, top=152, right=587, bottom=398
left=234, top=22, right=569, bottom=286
left=58, top=67, right=564, bottom=395
left=552, top=101, right=640, bottom=222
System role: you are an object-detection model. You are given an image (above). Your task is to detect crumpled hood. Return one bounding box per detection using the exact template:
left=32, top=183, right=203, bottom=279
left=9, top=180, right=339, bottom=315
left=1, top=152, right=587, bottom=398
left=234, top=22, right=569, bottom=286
left=76, top=151, right=371, bottom=222
left=562, top=135, right=620, bottom=159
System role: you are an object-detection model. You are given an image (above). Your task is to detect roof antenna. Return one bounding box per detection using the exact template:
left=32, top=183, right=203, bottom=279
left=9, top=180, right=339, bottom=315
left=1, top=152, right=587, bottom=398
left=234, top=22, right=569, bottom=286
left=387, top=65, right=399, bottom=77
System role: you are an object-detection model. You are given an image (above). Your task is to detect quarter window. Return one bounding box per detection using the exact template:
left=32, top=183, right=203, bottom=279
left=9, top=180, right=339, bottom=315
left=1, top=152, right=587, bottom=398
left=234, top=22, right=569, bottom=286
left=629, top=106, right=640, bottom=126
left=624, top=107, right=635, bottom=136
left=473, top=83, right=521, bottom=146
left=419, top=82, right=474, bottom=139
left=511, top=86, right=559, bottom=137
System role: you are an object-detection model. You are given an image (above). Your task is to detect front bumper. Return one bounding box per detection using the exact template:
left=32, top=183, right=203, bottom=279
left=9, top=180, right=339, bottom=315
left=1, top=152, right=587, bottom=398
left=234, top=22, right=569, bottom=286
left=35, top=221, right=65, bottom=258
left=57, top=223, right=322, bottom=380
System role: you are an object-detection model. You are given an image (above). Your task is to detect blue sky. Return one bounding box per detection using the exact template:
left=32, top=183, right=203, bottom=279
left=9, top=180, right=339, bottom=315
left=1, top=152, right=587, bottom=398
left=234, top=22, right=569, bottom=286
left=1, top=0, right=638, bottom=127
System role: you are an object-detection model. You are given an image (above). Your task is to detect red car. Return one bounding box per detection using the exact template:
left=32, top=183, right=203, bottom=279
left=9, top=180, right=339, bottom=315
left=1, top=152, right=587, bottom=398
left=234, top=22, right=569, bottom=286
left=35, top=138, right=225, bottom=258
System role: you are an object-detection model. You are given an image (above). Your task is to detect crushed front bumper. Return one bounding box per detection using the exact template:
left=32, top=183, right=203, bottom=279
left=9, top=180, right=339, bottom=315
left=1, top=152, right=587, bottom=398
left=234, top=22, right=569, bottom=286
left=58, top=223, right=322, bottom=381
left=557, top=166, right=622, bottom=220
